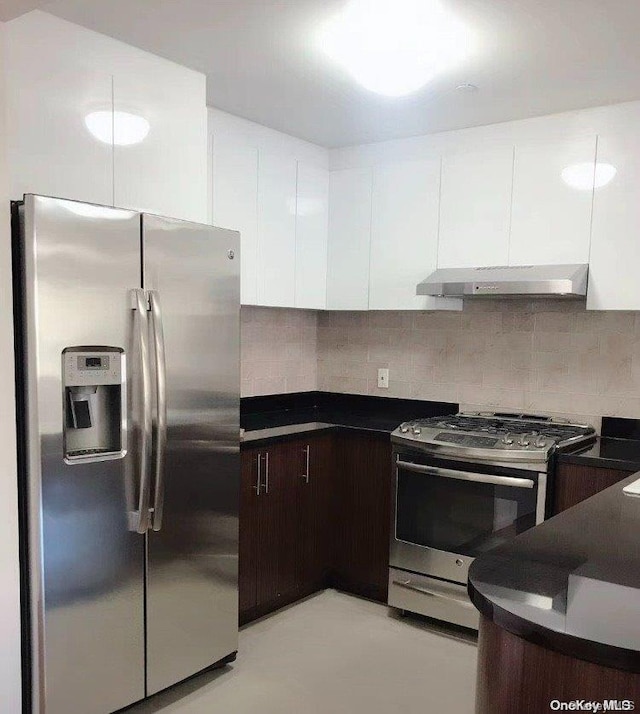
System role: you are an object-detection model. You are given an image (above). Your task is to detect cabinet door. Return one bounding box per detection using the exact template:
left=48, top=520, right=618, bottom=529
left=239, top=449, right=259, bottom=617
left=257, top=152, right=297, bottom=306
left=113, top=68, right=207, bottom=222
left=256, top=444, right=300, bottom=606
left=369, top=159, right=460, bottom=311
left=326, top=168, right=373, bottom=310
left=332, top=434, right=392, bottom=602
left=553, top=463, right=630, bottom=514
left=438, top=147, right=514, bottom=268
left=510, top=136, right=596, bottom=266
left=588, top=130, right=640, bottom=310
left=295, top=162, right=329, bottom=309
left=212, top=137, right=259, bottom=305
left=298, top=435, right=334, bottom=592
left=5, top=57, right=114, bottom=205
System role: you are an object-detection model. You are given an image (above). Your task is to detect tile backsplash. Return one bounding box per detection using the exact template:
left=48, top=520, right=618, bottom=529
left=241, top=307, right=318, bottom=396
left=242, top=301, right=640, bottom=422
left=317, top=301, right=640, bottom=423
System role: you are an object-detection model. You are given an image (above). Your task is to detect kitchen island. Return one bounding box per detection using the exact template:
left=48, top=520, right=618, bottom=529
left=469, top=472, right=640, bottom=713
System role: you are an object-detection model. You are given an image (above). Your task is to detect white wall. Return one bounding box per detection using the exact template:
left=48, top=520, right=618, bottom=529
left=0, top=20, right=23, bottom=714
left=329, top=100, right=640, bottom=169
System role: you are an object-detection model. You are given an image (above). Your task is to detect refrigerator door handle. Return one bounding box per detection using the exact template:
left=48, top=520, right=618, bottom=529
left=149, top=290, right=168, bottom=532
left=131, top=289, right=153, bottom=534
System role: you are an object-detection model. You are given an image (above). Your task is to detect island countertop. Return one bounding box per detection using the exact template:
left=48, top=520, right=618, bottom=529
left=468, top=471, right=640, bottom=673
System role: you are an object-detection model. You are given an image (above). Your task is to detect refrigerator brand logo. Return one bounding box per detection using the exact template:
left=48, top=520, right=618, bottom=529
left=550, top=701, right=635, bottom=712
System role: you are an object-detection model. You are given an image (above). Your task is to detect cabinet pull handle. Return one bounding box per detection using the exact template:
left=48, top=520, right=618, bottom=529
left=253, top=453, right=261, bottom=495
left=301, top=445, right=310, bottom=483
left=263, top=452, right=270, bottom=494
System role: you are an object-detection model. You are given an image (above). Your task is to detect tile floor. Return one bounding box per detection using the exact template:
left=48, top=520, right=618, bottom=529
left=128, top=589, right=478, bottom=714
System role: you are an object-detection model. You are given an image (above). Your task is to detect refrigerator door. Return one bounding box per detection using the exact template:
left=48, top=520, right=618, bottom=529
left=142, top=214, right=240, bottom=695
left=18, top=195, right=146, bottom=714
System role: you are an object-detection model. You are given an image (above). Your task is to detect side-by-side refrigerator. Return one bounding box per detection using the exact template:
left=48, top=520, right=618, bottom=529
left=12, top=194, right=240, bottom=714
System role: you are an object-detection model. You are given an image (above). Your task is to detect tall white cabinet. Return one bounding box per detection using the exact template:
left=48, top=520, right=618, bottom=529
left=5, top=11, right=208, bottom=222
left=437, top=147, right=514, bottom=268
left=326, top=168, right=373, bottom=310
left=369, top=159, right=458, bottom=311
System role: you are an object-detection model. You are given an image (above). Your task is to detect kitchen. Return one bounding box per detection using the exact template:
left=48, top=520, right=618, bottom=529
left=1, top=2, right=640, bottom=713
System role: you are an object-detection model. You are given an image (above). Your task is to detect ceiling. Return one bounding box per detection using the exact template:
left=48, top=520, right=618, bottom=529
left=0, top=0, right=50, bottom=21
left=41, top=0, right=640, bottom=148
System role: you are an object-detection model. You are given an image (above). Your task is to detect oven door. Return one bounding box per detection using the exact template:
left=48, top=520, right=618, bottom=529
left=390, top=448, right=546, bottom=585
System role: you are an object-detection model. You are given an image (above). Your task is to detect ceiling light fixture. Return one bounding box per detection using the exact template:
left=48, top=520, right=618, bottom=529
left=561, top=162, right=617, bottom=191
left=318, top=0, right=472, bottom=97
left=85, top=110, right=151, bottom=146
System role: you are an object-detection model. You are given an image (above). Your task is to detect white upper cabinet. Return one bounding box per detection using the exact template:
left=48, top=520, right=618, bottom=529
left=326, top=168, right=373, bottom=310
left=5, top=21, right=114, bottom=205
left=588, top=130, right=640, bottom=310
left=510, top=136, right=596, bottom=266
left=113, top=67, right=207, bottom=223
left=211, top=136, right=259, bottom=305
left=369, top=159, right=460, bottom=311
left=256, top=152, right=297, bottom=307
left=295, top=162, right=329, bottom=309
left=437, top=147, right=514, bottom=268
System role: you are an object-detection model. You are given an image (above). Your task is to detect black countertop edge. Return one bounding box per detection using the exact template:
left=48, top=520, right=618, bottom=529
left=241, top=422, right=391, bottom=449
left=240, top=391, right=459, bottom=434
left=557, top=436, right=640, bottom=472
left=468, top=588, right=640, bottom=673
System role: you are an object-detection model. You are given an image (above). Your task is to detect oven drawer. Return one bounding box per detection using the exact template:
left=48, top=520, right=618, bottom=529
left=388, top=567, right=479, bottom=630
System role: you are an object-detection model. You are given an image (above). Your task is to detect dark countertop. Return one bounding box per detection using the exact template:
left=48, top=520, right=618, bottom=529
left=240, top=391, right=458, bottom=447
left=469, top=471, right=640, bottom=672
left=557, top=436, right=640, bottom=472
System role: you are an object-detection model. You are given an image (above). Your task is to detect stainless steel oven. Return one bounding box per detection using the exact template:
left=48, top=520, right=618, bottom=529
left=389, top=447, right=546, bottom=628
left=387, top=412, right=595, bottom=629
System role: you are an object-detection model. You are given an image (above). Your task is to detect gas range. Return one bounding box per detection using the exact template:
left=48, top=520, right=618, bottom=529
left=391, top=411, right=596, bottom=468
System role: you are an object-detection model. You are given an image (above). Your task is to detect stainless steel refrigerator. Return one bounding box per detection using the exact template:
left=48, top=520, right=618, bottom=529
left=12, top=194, right=240, bottom=714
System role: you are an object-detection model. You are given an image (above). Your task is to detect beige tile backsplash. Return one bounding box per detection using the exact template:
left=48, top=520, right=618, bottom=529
left=242, top=302, right=640, bottom=423
left=241, top=307, right=318, bottom=397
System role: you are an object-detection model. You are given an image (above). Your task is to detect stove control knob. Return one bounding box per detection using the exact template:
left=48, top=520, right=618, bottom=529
left=399, top=423, right=410, bottom=434
left=517, top=435, right=531, bottom=447
left=412, top=426, right=422, bottom=436
left=501, top=434, right=514, bottom=445
left=534, top=436, right=547, bottom=448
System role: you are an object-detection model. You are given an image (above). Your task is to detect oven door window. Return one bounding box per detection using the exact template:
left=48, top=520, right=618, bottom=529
left=395, top=467, right=538, bottom=557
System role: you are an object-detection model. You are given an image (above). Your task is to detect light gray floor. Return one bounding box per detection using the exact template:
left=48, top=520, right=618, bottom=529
left=129, top=589, right=478, bottom=714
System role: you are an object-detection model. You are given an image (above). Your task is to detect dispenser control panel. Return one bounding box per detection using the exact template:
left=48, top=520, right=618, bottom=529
left=64, top=350, right=122, bottom=387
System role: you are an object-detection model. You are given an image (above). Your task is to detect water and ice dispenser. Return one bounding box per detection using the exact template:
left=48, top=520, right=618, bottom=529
left=62, top=347, right=126, bottom=461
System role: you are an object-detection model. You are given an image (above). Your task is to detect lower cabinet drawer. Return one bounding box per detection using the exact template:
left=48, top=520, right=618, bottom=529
left=388, top=567, right=479, bottom=630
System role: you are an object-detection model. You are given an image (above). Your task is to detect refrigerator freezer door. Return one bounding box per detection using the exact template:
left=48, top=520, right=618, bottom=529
left=142, top=214, right=240, bottom=695
left=19, top=195, right=145, bottom=714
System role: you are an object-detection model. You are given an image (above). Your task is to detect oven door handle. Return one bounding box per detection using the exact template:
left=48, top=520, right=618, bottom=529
left=395, top=460, right=535, bottom=489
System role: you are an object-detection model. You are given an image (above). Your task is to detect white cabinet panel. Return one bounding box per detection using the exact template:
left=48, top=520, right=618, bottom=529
left=295, top=162, right=328, bottom=309
left=113, top=69, right=207, bottom=222
left=510, top=136, right=596, bottom=266
left=211, top=137, right=259, bottom=305
left=257, top=152, right=297, bottom=307
left=588, top=131, right=640, bottom=310
left=369, top=159, right=460, bottom=311
left=438, top=147, right=514, bottom=268
left=6, top=63, right=113, bottom=206
left=326, top=168, right=372, bottom=310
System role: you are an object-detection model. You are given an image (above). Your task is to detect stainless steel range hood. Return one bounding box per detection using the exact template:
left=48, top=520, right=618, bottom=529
left=417, top=264, right=589, bottom=299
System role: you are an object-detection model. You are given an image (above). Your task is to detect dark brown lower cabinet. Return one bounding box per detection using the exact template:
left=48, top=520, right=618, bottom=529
left=476, top=616, right=640, bottom=714
left=331, top=433, right=393, bottom=603
left=553, top=462, right=631, bottom=515
left=239, top=431, right=393, bottom=624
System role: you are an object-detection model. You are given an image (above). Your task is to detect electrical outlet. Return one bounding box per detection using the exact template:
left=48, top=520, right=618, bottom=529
left=377, top=368, right=389, bottom=389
